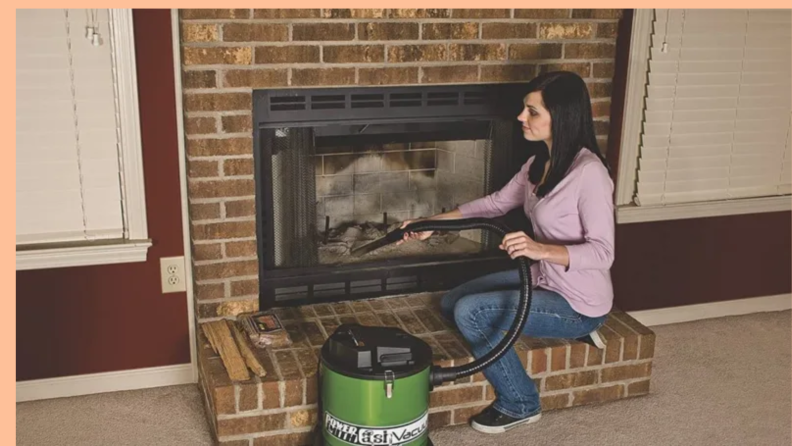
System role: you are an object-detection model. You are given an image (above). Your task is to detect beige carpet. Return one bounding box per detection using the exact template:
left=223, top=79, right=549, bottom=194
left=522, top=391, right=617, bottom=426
left=17, top=311, right=791, bottom=446
left=16, top=383, right=212, bottom=445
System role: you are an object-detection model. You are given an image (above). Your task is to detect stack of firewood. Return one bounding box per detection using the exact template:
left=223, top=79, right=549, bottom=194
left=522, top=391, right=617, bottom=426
left=201, top=320, right=267, bottom=381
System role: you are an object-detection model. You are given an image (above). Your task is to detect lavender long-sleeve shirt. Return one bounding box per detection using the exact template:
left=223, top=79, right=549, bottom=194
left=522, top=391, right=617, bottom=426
left=458, top=148, right=615, bottom=317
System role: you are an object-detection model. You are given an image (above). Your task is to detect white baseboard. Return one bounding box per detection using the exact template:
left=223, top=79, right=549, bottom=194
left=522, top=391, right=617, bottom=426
left=627, top=294, right=792, bottom=327
left=16, top=363, right=195, bottom=403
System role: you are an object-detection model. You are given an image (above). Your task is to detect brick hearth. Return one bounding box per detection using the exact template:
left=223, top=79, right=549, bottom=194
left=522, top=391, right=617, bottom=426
left=198, top=293, right=655, bottom=445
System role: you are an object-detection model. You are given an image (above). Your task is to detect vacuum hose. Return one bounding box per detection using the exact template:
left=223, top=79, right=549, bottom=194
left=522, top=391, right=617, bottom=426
left=387, top=218, right=532, bottom=387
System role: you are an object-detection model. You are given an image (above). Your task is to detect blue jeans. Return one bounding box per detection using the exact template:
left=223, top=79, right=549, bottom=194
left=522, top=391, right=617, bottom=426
left=441, top=269, right=606, bottom=419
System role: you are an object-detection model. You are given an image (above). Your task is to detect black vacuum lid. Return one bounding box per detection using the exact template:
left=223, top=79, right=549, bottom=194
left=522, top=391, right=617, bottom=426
left=320, top=323, right=433, bottom=380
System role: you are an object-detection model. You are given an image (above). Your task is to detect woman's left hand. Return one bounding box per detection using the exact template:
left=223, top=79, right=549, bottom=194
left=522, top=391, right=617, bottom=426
left=500, top=231, right=547, bottom=261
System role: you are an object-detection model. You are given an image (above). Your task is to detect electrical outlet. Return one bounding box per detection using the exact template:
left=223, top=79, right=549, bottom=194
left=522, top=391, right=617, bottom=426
left=160, top=256, right=186, bottom=293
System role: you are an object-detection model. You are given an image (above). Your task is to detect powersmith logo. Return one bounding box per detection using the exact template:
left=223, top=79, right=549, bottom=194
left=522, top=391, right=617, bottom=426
left=324, top=411, right=428, bottom=445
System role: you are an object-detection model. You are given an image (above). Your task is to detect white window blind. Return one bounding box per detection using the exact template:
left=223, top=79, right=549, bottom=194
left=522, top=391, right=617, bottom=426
left=635, top=9, right=792, bottom=207
left=16, top=9, right=124, bottom=245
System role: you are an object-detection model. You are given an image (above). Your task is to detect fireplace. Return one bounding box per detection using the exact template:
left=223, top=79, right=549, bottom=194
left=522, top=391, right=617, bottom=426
left=179, top=9, right=631, bottom=444
left=254, top=83, right=537, bottom=308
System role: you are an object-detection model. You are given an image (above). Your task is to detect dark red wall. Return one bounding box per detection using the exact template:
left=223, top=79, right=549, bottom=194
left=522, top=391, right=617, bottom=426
left=16, top=10, right=190, bottom=381
left=15, top=9, right=790, bottom=381
left=608, top=10, right=791, bottom=312
left=613, top=212, right=791, bottom=311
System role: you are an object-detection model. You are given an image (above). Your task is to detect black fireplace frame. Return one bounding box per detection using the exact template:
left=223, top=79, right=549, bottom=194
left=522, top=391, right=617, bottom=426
left=253, top=83, right=536, bottom=310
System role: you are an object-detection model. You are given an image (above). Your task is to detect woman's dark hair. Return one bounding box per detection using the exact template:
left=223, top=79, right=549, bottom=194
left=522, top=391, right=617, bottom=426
left=524, top=71, right=609, bottom=198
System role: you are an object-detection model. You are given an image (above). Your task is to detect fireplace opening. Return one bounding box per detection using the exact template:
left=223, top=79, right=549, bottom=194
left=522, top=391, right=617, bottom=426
left=254, top=84, right=536, bottom=308
left=316, top=133, right=492, bottom=265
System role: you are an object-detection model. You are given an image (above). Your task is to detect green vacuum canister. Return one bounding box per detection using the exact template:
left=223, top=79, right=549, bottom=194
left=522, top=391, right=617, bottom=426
left=313, top=217, right=535, bottom=445
left=318, top=323, right=434, bottom=446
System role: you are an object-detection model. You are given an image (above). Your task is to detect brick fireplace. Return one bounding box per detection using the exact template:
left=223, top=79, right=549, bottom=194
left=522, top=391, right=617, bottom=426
left=181, top=8, right=620, bottom=322
left=178, top=9, right=640, bottom=445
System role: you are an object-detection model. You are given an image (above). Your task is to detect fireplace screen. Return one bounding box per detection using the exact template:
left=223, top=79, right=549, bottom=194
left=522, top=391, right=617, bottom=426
left=266, top=122, right=514, bottom=268
left=255, top=84, right=533, bottom=307
left=315, top=137, right=491, bottom=266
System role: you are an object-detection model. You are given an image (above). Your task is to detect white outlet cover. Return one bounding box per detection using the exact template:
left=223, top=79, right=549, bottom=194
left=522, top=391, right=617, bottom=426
left=160, top=256, right=186, bottom=293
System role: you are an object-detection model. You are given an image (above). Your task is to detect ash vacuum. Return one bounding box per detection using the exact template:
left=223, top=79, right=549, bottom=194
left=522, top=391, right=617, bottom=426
left=315, top=218, right=534, bottom=446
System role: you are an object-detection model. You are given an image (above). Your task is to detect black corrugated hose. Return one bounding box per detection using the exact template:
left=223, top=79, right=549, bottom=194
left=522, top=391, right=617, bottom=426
left=389, top=218, right=533, bottom=387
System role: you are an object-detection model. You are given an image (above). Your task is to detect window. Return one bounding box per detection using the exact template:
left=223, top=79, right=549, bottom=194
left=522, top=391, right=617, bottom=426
left=16, top=9, right=150, bottom=269
left=616, top=9, right=791, bottom=223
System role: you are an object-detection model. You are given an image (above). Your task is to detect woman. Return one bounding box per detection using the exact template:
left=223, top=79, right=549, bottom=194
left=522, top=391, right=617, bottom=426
left=399, top=71, right=615, bottom=434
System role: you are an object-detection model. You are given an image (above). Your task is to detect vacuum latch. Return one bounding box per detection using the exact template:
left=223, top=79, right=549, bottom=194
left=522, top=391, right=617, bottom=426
left=384, top=370, right=395, bottom=398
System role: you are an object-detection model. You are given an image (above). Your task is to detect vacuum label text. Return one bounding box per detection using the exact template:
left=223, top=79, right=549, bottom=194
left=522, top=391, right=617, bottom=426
left=324, top=411, right=428, bottom=445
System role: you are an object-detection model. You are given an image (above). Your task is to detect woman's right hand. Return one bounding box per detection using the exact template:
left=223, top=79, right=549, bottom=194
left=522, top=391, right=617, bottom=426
left=396, top=219, right=434, bottom=245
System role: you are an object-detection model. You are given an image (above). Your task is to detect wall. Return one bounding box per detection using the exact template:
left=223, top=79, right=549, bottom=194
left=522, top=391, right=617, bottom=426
left=607, top=10, right=791, bottom=311
left=613, top=212, right=791, bottom=311
left=16, top=9, right=189, bottom=381
left=179, top=8, right=626, bottom=322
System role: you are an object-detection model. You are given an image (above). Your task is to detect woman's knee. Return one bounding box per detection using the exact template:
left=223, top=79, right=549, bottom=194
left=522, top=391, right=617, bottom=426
left=453, top=294, right=485, bottom=330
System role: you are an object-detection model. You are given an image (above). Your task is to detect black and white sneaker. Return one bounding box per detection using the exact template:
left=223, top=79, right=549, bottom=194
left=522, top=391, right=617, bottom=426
left=470, top=405, right=542, bottom=434
left=576, top=329, right=607, bottom=349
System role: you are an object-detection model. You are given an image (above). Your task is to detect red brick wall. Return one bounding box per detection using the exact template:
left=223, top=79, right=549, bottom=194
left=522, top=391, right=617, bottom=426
left=178, top=9, right=625, bottom=322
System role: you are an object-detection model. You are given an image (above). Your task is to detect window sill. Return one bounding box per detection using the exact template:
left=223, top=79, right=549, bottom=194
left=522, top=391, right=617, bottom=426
left=16, top=239, right=153, bottom=271
left=616, top=196, right=791, bottom=224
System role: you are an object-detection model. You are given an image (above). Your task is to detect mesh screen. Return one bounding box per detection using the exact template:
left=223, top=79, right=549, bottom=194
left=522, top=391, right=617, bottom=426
left=262, top=120, right=515, bottom=270
left=481, top=122, right=495, bottom=249
left=270, top=127, right=318, bottom=268
left=480, top=119, right=515, bottom=250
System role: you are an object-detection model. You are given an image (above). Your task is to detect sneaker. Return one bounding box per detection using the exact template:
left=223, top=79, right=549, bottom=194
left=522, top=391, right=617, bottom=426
left=576, top=329, right=607, bottom=349
left=470, top=405, right=542, bottom=434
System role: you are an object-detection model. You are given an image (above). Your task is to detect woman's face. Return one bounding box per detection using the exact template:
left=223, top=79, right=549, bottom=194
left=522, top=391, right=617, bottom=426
left=517, top=91, right=552, bottom=143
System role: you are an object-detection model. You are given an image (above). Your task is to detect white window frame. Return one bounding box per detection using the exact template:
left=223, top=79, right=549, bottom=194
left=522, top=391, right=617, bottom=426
left=614, top=9, right=791, bottom=224
left=16, top=9, right=151, bottom=270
